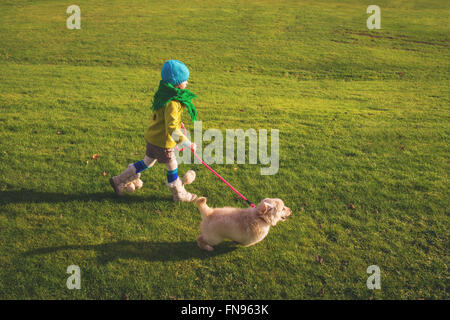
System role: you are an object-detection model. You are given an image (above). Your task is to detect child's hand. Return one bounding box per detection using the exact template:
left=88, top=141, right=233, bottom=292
left=182, top=140, right=197, bottom=153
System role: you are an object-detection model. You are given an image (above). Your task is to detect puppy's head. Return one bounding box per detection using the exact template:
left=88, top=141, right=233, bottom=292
left=256, top=198, right=292, bottom=226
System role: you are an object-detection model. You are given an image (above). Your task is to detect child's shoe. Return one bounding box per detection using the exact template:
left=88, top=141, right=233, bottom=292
left=123, top=173, right=143, bottom=193
left=166, top=177, right=197, bottom=202
left=110, top=164, right=138, bottom=196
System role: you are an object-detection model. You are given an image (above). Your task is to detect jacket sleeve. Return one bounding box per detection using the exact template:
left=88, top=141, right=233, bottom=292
left=164, top=100, right=189, bottom=144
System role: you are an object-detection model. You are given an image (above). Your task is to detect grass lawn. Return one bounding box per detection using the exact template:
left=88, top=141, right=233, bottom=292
left=0, top=0, right=448, bottom=299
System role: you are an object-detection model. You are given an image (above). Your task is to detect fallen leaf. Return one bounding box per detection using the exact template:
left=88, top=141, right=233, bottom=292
left=349, top=203, right=356, bottom=210
left=315, top=255, right=324, bottom=264
left=156, top=209, right=161, bottom=214
left=123, top=294, right=129, bottom=300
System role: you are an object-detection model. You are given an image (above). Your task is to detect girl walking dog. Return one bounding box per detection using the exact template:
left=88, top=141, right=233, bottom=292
left=110, top=60, right=198, bottom=202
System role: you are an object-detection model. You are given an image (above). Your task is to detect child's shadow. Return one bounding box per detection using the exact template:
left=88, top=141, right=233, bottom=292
left=23, top=240, right=237, bottom=264
left=0, top=189, right=170, bottom=205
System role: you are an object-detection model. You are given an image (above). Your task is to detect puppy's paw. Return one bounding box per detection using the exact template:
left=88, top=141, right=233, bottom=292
left=197, top=235, right=214, bottom=251
left=198, top=242, right=214, bottom=252
left=203, top=244, right=214, bottom=252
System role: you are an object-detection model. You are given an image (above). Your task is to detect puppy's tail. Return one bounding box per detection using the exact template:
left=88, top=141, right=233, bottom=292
left=194, top=197, right=213, bottom=219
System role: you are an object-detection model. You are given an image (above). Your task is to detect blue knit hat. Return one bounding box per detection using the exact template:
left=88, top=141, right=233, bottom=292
left=161, top=60, right=190, bottom=86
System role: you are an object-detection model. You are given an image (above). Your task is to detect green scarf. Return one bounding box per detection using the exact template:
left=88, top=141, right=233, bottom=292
left=151, top=80, right=198, bottom=122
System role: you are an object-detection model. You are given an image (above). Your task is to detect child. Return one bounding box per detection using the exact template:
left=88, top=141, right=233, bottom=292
left=110, top=60, right=198, bottom=202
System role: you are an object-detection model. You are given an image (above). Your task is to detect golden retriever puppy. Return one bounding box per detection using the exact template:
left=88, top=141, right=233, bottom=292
left=194, top=197, right=292, bottom=251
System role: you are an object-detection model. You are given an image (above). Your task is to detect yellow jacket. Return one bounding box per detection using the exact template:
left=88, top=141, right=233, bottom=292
left=144, top=100, right=188, bottom=148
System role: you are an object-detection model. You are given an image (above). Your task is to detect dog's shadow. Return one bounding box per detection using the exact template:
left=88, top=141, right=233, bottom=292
left=6, top=189, right=237, bottom=263
left=23, top=240, right=237, bottom=264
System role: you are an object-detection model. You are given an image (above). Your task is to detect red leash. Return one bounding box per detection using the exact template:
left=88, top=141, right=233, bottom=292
left=177, top=123, right=256, bottom=208
left=191, top=150, right=256, bottom=208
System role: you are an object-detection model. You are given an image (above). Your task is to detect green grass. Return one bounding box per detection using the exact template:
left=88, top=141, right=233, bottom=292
left=0, top=0, right=448, bottom=299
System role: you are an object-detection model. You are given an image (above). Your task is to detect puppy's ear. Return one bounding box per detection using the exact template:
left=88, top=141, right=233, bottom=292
left=257, top=200, right=274, bottom=214
left=257, top=201, right=275, bottom=224
left=194, top=197, right=207, bottom=208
